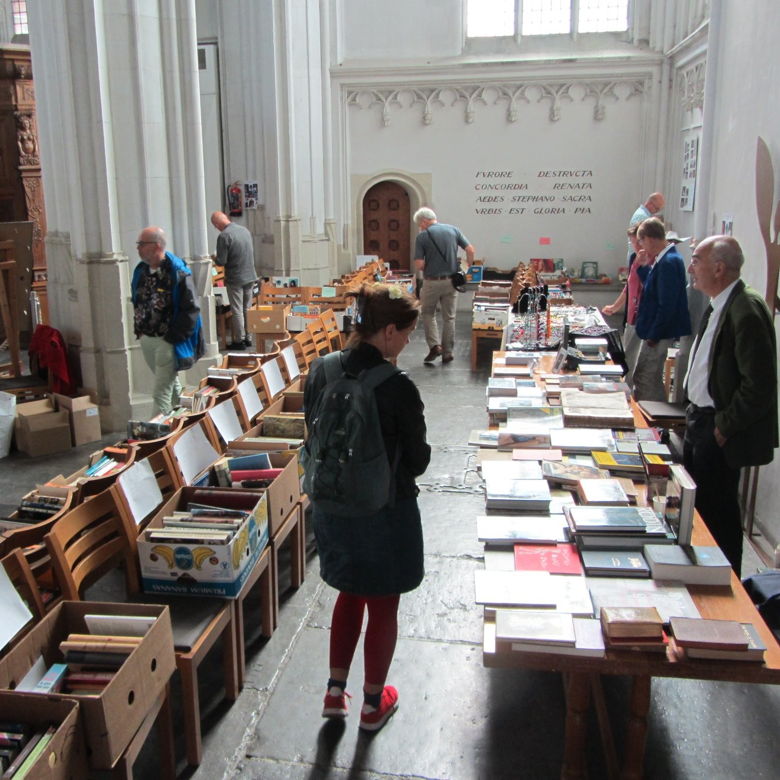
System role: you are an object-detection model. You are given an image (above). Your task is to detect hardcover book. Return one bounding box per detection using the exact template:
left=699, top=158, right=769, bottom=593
left=587, top=577, right=701, bottom=622
left=495, top=609, right=576, bottom=646
left=669, top=617, right=750, bottom=650
left=482, top=459, right=544, bottom=482
left=541, top=460, right=606, bottom=486
left=503, top=406, right=564, bottom=428
left=485, top=478, right=552, bottom=512
left=513, top=543, right=583, bottom=575
left=512, top=448, right=564, bottom=462
left=496, top=430, right=552, bottom=451
left=575, top=478, right=630, bottom=506
left=599, top=606, right=664, bottom=639
left=643, top=544, right=732, bottom=586
left=580, top=549, right=650, bottom=578
left=508, top=618, right=605, bottom=658
left=682, top=623, right=766, bottom=662
left=591, top=451, right=645, bottom=474
left=476, top=514, right=569, bottom=546
left=549, top=428, right=615, bottom=453
left=565, top=505, right=649, bottom=533
left=473, top=569, right=557, bottom=607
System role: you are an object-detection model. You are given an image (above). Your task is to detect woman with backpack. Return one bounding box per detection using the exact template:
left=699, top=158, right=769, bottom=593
left=303, top=283, right=431, bottom=732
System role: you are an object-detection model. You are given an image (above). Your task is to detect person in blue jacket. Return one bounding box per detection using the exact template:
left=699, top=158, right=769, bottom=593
left=632, top=217, right=691, bottom=401
left=131, top=226, right=204, bottom=414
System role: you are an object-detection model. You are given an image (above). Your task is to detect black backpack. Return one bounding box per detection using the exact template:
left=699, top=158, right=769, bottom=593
left=302, top=351, right=400, bottom=517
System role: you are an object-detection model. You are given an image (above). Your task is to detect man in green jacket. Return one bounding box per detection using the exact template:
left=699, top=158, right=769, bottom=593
left=684, top=235, right=778, bottom=575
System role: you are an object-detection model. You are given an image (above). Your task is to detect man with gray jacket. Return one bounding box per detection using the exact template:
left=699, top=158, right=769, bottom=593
left=211, top=211, right=257, bottom=349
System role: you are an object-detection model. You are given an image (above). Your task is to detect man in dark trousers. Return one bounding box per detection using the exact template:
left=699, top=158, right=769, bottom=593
left=211, top=211, right=257, bottom=350
left=413, top=207, right=475, bottom=365
left=684, top=235, right=778, bottom=575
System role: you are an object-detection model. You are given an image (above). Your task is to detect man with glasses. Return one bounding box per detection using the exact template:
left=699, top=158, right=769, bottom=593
left=131, top=226, right=204, bottom=414
left=683, top=235, right=777, bottom=575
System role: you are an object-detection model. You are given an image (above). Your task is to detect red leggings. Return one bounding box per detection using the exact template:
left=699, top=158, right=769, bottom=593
left=329, top=591, right=400, bottom=687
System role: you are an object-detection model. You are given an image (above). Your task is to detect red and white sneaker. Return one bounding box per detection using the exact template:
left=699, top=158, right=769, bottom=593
left=359, top=686, right=399, bottom=732
left=322, top=687, right=351, bottom=718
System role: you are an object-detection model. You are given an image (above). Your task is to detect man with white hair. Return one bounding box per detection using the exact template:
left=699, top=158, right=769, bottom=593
left=131, top=226, right=204, bottom=414
left=684, top=235, right=777, bottom=575
left=413, top=207, right=475, bottom=365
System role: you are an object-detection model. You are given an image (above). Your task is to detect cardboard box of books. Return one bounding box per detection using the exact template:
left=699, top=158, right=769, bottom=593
left=0, top=602, right=175, bottom=769
left=246, top=304, right=290, bottom=334
left=14, top=398, right=72, bottom=457
left=0, top=692, right=87, bottom=779
left=137, top=486, right=269, bottom=597
left=217, top=448, right=301, bottom=537
left=52, top=393, right=102, bottom=446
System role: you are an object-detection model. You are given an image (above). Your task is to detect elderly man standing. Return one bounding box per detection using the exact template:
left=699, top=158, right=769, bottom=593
left=683, top=235, right=777, bottom=576
left=413, top=207, right=475, bottom=365
left=211, top=211, right=257, bottom=350
left=131, top=226, right=204, bottom=415
left=632, top=217, right=690, bottom=401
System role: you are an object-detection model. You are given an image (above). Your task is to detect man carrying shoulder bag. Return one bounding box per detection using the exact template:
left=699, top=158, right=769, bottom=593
left=413, top=207, right=475, bottom=366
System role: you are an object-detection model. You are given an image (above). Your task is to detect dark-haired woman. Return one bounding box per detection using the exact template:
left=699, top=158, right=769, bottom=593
left=303, top=283, right=431, bottom=732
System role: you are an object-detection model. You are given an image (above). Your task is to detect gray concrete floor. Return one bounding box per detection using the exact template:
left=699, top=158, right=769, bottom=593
left=2, top=315, right=779, bottom=779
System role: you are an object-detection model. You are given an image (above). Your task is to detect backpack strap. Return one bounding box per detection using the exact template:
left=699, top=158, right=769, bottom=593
left=359, top=361, right=402, bottom=390
left=321, top=350, right=345, bottom=383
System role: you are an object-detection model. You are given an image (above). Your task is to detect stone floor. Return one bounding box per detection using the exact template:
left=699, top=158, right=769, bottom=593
left=2, top=312, right=779, bottom=779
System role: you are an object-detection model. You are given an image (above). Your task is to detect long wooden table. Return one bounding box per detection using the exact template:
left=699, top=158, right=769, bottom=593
left=481, top=353, right=780, bottom=778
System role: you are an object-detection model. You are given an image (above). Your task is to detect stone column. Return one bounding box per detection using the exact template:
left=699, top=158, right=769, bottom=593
left=28, top=0, right=217, bottom=430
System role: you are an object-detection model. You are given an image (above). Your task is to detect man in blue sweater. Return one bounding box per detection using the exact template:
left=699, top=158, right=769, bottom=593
left=632, top=217, right=691, bottom=401
left=132, top=226, right=204, bottom=414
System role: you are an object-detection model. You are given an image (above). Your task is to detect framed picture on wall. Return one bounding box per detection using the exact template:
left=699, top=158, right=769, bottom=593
left=580, top=261, right=599, bottom=280
left=680, top=133, right=699, bottom=212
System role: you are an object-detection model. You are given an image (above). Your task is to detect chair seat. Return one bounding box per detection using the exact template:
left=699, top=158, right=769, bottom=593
left=132, top=593, right=228, bottom=652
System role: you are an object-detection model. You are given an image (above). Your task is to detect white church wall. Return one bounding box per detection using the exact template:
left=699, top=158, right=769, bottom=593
left=343, top=72, right=659, bottom=276
left=704, top=0, right=780, bottom=548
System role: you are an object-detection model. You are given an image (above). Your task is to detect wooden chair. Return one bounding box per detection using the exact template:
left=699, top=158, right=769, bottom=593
left=164, top=420, right=221, bottom=487
left=71, top=445, right=137, bottom=503
left=0, top=486, right=77, bottom=558
left=319, top=309, right=344, bottom=351
left=259, top=354, right=287, bottom=402
left=293, top=329, right=318, bottom=370
left=44, top=486, right=239, bottom=768
left=306, top=318, right=330, bottom=357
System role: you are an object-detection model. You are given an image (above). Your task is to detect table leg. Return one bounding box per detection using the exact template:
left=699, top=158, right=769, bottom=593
left=471, top=330, right=478, bottom=371
left=621, top=675, right=651, bottom=780
left=562, top=672, right=591, bottom=780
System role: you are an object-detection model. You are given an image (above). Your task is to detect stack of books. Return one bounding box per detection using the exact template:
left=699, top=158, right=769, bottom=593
left=494, top=609, right=605, bottom=658
left=143, top=504, right=250, bottom=548
left=643, top=544, right=732, bottom=586
left=669, top=617, right=766, bottom=663
left=560, top=389, right=635, bottom=430
left=0, top=722, right=58, bottom=776
left=563, top=505, right=675, bottom=552
left=212, top=452, right=283, bottom=488
left=84, top=447, right=130, bottom=478
left=14, top=492, right=67, bottom=522
left=599, top=605, right=666, bottom=651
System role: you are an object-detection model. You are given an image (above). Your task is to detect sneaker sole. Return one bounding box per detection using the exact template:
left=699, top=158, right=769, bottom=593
left=359, top=703, right=399, bottom=732
left=322, top=709, right=348, bottom=718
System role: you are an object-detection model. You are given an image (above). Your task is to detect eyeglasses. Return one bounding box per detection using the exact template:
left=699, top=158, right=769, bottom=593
left=136, top=241, right=157, bottom=247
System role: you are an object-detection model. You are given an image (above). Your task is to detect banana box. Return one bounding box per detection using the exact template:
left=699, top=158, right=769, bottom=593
left=137, top=486, right=269, bottom=598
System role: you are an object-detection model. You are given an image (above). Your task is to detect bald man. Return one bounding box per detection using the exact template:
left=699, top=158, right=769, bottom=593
left=131, top=226, right=204, bottom=415
left=683, top=235, right=777, bottom=575
left=627, top=192, right=664, bottom=259
left=211, top=211, right=257, bottom=350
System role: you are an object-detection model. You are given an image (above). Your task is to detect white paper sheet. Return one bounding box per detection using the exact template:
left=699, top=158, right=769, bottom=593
left=238, top=378, right=263, bottom=422
left=117, top=459, right=163, bottom=526
left=209, top=400, right=244, bottom=444
left=173, top=425, right=219, bottom=485
left=281, top=345, right=300, bottom=382
left=262, top=358, right=286, bottom=400
left=0, top=564, right=33, bottom=652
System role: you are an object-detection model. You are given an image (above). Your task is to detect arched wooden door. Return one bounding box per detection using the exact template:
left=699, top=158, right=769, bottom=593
left=362, top=181, right=410, bottom=271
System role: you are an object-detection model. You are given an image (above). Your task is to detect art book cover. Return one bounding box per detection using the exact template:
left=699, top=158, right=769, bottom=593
left=541, top=460, right=605, bottom=486
left=592, top=451, right=645, bottom=473
left=513, top=542, right=583, bottom=575
left=512, top=448, right=563, bottom=461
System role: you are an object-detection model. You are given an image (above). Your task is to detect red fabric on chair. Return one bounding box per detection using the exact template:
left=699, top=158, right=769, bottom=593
left=28, top=324, right=76, bottom=395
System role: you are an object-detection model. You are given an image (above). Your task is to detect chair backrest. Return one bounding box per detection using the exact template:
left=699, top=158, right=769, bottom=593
left=75, top=445, right=137, bottom=503
left=258, top=283, right=304, bottom=307
left=259, top=355, right=287, bottom=401
left=292, top=330, right=318, bottom=370
left=1, top=547, right=48, bottom=621
left=306, top=318, right=330, bottom=357
left=44, top=487, right=133, bottom=600
left=141, top=448, right=182, bottom=502
left=319, top=309, right=343, bottom=351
